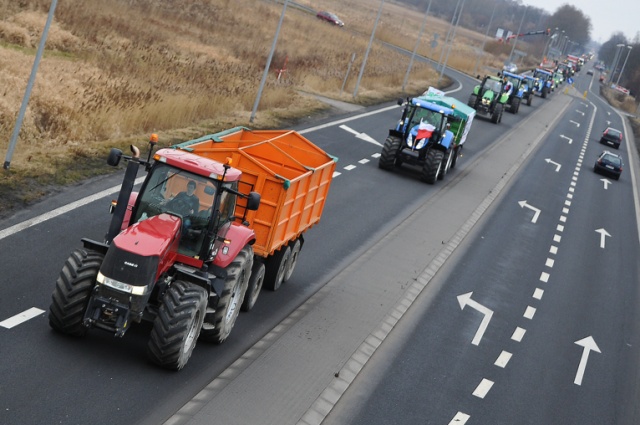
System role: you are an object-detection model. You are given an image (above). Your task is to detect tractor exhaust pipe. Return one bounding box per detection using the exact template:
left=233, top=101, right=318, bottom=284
left=105, top=145, right=141, bottom=244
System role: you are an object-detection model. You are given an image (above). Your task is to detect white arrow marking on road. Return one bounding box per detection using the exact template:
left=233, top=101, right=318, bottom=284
left=574, top=336, right=601, bottom=385
left=339, top=125, right=382, bottom=146
left=545, top=158, right=561, bottom=172
left=595, top=228, right=611, bottom=248
left=606, top=120, right=611, bottom=125
left=600, top=178, right=611, bottom=190
left=569, top=120, right=580, bottom=127
left=560, top=135, right=573, bottom=144
left=458, top=292, right=494, bottom=346
left=518, top=200, right=541, bottom=223
left=576, top=110, right=585, bottom=116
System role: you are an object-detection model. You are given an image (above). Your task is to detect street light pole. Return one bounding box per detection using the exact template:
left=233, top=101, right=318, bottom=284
left=608, top=43, right=625, bottom=84
left=473, top=3, right=497, bottom=76
left=438, top=0, right=467, bottom=83
left=402, top=0, right=432, bottom=92
left=508, top=6, right=527, bottom=64
left=616, top=46, right=632, bottom=86
left=353, top=0, right=385, bottom=99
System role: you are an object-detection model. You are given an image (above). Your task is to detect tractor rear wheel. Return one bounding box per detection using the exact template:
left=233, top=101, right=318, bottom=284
left=542, top=86, right=548, bottom=98
left=527, top=95, right=532, bottom=106
left=264, top=245, right=291, bottom=291
left=241, top=261, right=265, bottom=312
left=200, top=245, right=253, bottom=343
left=147, top=280, right=207, bottom=370
left=378, top=136, right=401, bottom=170
left=421, top=150, right=444, bottom=184
left=49, top=248, right=104, bottom=337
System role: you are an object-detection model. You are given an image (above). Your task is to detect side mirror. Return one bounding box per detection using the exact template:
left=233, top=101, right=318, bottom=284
left=107, top=148, right=122, bottom=166
left=246, top=192, right=261, bottom=211
left=397, top=98, right=404, bottom=106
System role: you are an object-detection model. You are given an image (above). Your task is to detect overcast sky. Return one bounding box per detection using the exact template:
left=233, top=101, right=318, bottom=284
left=524, top=0, right=639, bottom=44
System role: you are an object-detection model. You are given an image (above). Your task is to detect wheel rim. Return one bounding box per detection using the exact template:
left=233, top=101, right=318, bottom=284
left=182, top=310, right=201, bottom=356
left=225, top=278, right=243, bottom=324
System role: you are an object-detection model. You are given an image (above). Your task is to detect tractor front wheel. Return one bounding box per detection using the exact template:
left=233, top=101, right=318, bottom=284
left=511, top=97, right=521, bottom=114
left=200, top=245, right=253, bottom=343
left=491, top=104, right=503, bottom=124
left=49, top=248, right=104, bottom=337
left=379, top=136, right=402, bottom=170
left=468, top=94, right=477, bottom=108
left=421, top=150, right=444, bottom=184
left=147, top=280, right=207, bottom=370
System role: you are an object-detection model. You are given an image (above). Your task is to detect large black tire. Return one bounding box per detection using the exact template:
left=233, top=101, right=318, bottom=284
left=284, top=238, right=302, bottom=282
left=541, top=86, right=548, bottom=99
left=378, top=136, right=402, bottom=170
left=511, top=97, right=521, bottom=114
left=468, top=94, right=477, bottom=108
left=420, top=150, right=444, bottom=184
left=49, top=248, right=103, bottom=337
left=438, top=149, right=454, bottom=180
left=200, top=245, right=252, bottom=343
left=147, top=281, right=207, bottom=370
left=450, top=146, right=459, bottom=169
left=241, top=261, right=265, bottom=312
left=527, top=95, right=532, bottom=106
left=264, top=245, right=291, bottom=291
left=491, top=104, right=503, bottom=124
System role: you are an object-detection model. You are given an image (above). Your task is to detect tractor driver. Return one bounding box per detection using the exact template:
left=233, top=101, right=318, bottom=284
left=166, top=180, right=201, bottom=216
left=503, top=76, right=513, bottom=96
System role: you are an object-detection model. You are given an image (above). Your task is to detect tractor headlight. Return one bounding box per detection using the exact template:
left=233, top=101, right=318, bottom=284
left=97, top=272, right=149, bottom=295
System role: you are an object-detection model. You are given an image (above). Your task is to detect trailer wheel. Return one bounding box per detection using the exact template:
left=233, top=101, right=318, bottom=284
left=147, top=281, right=207, bottom=370
left=49, top=248, right=104, bottom=337
left=378, top=136, right=401, bottom=170
left=200, top=245, right=252, bottom=343
left=284, top=238, right=302, bottom=282
left=421, top=150, right=444, bottom=184
left=241, top=261, right=265, bottom=312
left=264, top=245, right=291, bottom=291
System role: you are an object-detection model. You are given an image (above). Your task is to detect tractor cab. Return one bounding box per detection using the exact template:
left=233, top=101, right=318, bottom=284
left=396, top=98, right=452, bottom=150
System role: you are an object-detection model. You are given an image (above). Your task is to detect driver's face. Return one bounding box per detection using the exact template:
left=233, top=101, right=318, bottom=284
left=187, top=184, right=196, bottom=194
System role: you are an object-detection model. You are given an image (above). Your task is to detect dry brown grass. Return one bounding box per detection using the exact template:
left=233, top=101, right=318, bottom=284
left=0, top=0, right=542, bottom=216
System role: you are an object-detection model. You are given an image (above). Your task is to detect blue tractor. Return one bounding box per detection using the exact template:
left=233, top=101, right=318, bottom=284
left=378, top=90, right=475, bottom=184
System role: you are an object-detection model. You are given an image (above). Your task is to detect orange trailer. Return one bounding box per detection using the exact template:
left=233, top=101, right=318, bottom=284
left=174, top=126, right=337, bottom=290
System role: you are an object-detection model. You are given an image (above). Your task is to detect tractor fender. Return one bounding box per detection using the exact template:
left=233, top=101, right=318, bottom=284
left=499, top=93, right=510, bottom=103
left=440, top=130, right=454, bottom=150
left=473, top=85, right=481, bottom=96
left=212, top=223, right=256, bottom=269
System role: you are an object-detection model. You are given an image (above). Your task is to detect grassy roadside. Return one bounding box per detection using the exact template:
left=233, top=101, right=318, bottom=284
left=0, top=0, right=601, bottom=219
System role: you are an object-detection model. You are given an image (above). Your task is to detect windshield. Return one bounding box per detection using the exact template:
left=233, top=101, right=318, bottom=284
left=409, top=107, right=443, bottom=130
left=484, top=79, right=502, bottom=93
left=132, top=164, right=221, bottom=256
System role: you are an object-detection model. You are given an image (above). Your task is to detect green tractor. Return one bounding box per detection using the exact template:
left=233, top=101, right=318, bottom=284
left=468, top=75, right=509, bottom=124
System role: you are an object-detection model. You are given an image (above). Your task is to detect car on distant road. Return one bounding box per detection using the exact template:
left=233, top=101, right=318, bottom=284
left=593, top=151, right=623, bottom=180
left=502, top=62, right=518, bottom=73
left=600, top=127, right=623, bottom=149
left=586, top=69, right=594, bottom=75
left=316, top=11, right=344, bottom=27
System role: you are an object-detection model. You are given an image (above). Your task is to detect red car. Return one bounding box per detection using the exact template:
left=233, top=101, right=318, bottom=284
left=316, top=11, right=344, bottom=27
left=600, top=127, right=623, bottom=149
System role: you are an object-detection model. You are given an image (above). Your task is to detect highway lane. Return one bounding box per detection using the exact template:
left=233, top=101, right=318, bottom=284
left=323, top=73, right=640, bottom=424
left=0, top=70, right=547, bottom=425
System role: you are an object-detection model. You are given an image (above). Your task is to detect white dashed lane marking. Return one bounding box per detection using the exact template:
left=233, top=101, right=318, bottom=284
left=0, top=307, right=45, bottom=329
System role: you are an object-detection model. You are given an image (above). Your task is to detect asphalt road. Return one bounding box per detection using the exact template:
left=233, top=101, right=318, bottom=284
left=1, top=68, right=638, bottom=425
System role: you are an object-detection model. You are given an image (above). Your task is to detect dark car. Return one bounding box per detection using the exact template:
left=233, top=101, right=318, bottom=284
left=593, top=151, right=623, bottom=180
left=316, top=11, right=344, bottom=27
left=600, top=127, right=623, bottom=149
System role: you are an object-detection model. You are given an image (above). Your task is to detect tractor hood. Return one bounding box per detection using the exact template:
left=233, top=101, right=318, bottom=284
left=112, top=213, right=182, bottom=257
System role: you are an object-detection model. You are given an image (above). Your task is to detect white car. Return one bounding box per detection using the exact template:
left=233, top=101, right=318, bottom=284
left=503, top=62, right=518, bottom=73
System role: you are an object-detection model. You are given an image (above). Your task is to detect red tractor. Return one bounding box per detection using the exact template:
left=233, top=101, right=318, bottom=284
left=49, top=138, right=260, bottom=370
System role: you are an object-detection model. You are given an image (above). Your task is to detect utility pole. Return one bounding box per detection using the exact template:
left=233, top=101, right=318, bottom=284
left=353, top=0, right=385, bottom=99
left=402, top=0, right=432, bottom=92
left=4, top=0, right=58, bottom=170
